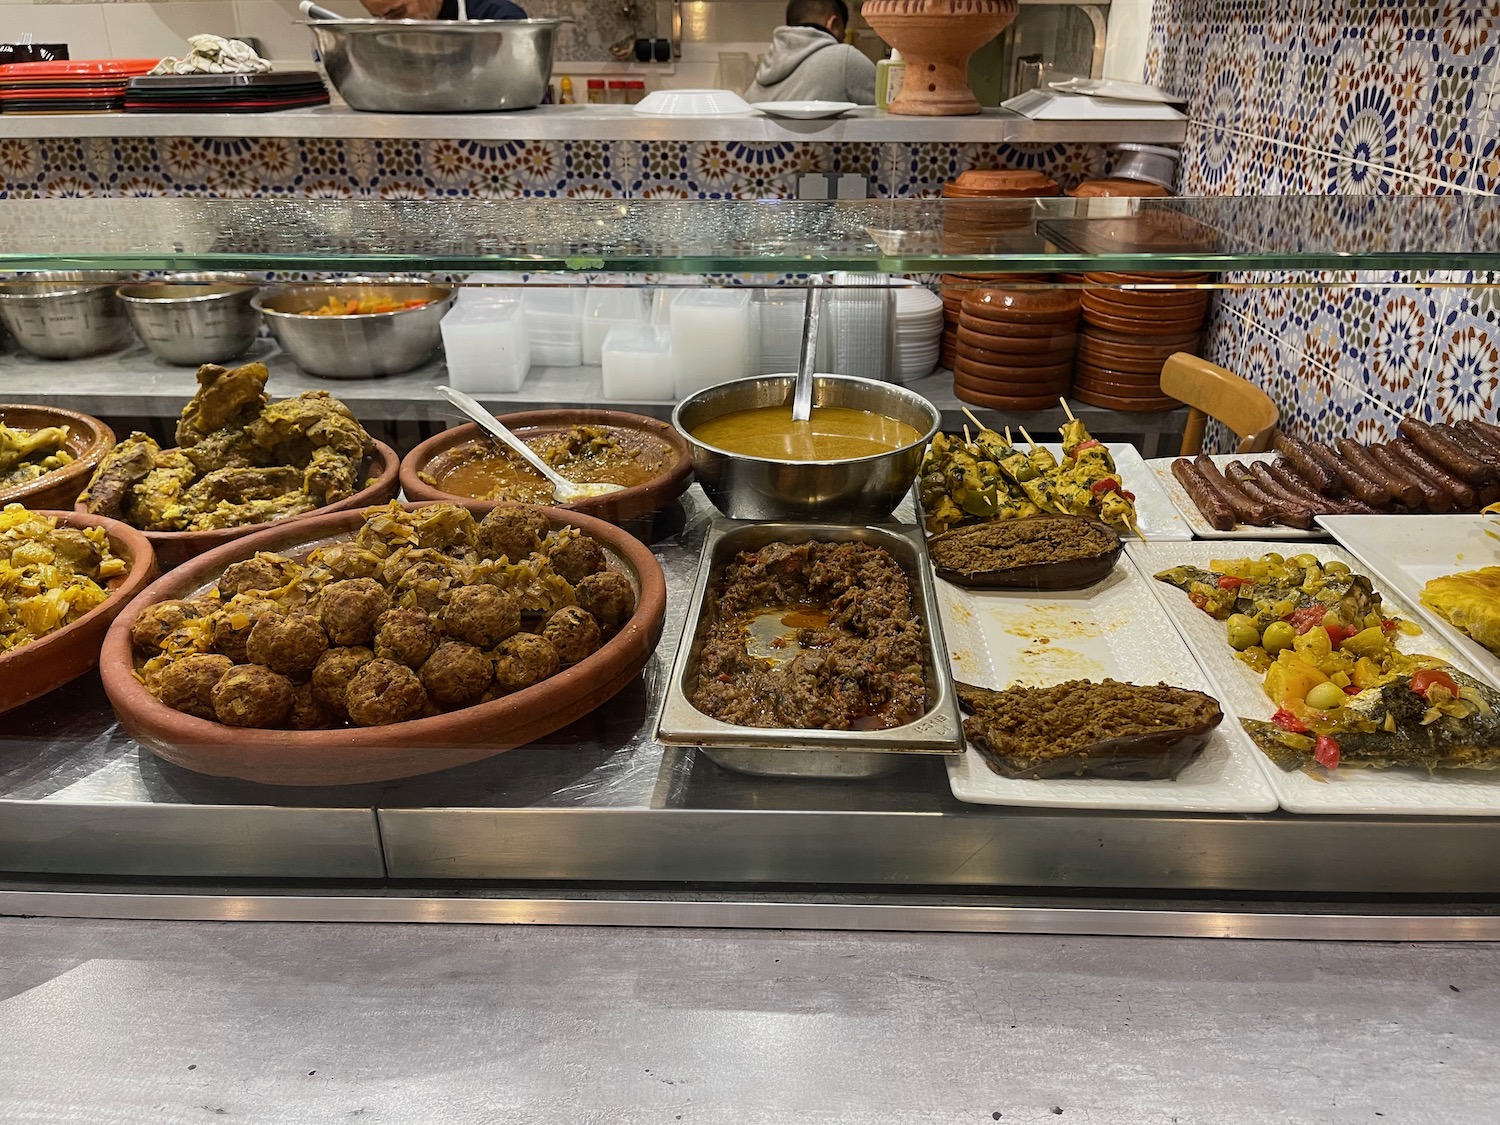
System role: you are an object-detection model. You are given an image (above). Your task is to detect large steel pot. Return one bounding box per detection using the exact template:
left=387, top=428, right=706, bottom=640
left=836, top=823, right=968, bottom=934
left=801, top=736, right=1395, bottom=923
left=118, top=275, right=261, bottom=366
left=672, top=374, right=941, bottom=522
left=305, top=18, right=560, bottom=113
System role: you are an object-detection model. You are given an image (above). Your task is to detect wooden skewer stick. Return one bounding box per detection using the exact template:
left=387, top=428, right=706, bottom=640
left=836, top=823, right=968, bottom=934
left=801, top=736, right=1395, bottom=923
left=963, top=424, right=972, bottom=447
left=1059, top=398, right=1077, bottom=423
left=1005, top=427, right=1013, bottom=444
left=1017, top=426, right=1041, bottom=451
left=961, top=406, right=986, bottom=433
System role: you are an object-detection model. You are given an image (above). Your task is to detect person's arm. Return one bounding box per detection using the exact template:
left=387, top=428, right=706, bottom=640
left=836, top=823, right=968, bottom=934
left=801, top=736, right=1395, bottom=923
left=844, top=47, right=876, bottom=105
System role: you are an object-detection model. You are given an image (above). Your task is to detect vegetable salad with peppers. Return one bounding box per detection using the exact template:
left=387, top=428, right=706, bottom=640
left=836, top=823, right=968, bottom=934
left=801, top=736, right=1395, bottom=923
left=1156, top=552, right=1500, bottom=774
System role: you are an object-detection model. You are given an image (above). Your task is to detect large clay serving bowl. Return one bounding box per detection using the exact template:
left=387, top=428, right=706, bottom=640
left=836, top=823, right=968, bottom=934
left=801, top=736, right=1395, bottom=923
left=101, top=500, right=668, bottom=787
left=0, top=404, right=115, bottom=510
left=77, top=440, right=400, bottom=571
left=863, top=0, right=1020, bottom=116
left=401, top=410, right=693, bottom=525
left=962, top=288, right=1081, bottom=324
left=0, top=511, right=155, bottom=716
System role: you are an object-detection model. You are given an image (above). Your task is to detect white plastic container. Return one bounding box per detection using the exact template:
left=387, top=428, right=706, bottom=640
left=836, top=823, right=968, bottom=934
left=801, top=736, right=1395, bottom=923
left=440, top=296, right=530, bottom=394
left=582, top=288, right=647, bottom=365
left=521, top=280, right=584, bottom=367
left=670, top=288, right=753, bottom=398
left=601, top=323, right=674, bottom=400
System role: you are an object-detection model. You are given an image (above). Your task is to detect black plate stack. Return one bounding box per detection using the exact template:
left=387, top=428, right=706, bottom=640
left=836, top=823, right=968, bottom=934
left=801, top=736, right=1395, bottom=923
left=124, top=72, right=329, bottom=113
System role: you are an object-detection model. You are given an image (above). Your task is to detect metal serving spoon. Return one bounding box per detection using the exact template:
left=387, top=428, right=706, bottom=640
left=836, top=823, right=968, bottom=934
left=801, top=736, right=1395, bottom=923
left=435, top=385, right=625, bottom=503
left=790, top=276, right=824, bottom=423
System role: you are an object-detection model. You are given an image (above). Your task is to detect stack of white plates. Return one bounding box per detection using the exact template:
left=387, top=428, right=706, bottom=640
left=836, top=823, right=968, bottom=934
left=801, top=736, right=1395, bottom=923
left=894, top=285, right=944, bottom=382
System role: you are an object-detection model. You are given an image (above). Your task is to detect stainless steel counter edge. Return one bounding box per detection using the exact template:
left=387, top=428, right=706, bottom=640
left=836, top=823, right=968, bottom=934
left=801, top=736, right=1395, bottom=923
left=3, top=888, right=1499, bottom=940
left=0, top=105, right=1189, bottom=144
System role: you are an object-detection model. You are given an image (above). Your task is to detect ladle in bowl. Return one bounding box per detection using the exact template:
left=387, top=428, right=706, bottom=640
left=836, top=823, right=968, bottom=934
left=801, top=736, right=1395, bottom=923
left=790, top=277, right=824, bottom=423
left=435, top=385, right=625, bottom=504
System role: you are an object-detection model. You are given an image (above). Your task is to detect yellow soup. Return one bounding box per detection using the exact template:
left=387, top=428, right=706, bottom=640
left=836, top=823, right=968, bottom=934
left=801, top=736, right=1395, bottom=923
left=691, top=406, right=922, bottom=462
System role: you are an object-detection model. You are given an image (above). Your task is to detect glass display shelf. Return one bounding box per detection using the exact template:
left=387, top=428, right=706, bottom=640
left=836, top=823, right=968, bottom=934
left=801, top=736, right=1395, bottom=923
left=1, top=194, right=1499, bottom=275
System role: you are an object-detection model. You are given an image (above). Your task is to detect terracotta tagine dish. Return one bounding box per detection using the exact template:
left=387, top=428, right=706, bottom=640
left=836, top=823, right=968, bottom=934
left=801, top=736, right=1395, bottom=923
left=862, top=0, right=1020, bottom=116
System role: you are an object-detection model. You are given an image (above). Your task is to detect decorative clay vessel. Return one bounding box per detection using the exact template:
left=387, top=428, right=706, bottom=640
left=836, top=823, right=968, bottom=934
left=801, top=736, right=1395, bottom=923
left=862, top=0, right=1019, bottom=116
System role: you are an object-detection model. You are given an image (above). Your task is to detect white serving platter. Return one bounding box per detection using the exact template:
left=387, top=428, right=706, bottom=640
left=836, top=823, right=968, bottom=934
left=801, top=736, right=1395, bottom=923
left=1128, top=539, right=1500, bottom=815
left=1319, top=513, right=1500, bottom=691
left=750, top=100, right=858, bottom=119
left=1147, top=453, right=1328, bottom=540
left=939, top=563, right=1277, bottom=812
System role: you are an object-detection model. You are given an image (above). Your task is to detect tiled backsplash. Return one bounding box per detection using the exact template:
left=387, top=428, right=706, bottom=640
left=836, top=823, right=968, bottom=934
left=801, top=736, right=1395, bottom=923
left=1146, top=0, right=1499, bottom=451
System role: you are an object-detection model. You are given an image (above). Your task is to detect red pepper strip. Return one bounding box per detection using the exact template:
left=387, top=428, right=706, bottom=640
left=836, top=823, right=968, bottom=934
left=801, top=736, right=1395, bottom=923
left=1287, top=605, right=1327, bottom=634
left=1410, top=668, right=1459, bottom=701
left=1120, top=490, right=1136, bottom=502
left=1325, top=622, right=1357, bottom=646
left=1217, top=576, right=1252, bottom=590
left=1075, top=439, right=1103, bottom=452
left=1272, top=707, right=1309, bottom=733
left=1314, top=735, right=1341, bottom=770
left=1381, top=618, right=1399, bottom=633
left=1344, top=684, right=1361, bottom=695
left=1090, top=477, right=1120, bottom=494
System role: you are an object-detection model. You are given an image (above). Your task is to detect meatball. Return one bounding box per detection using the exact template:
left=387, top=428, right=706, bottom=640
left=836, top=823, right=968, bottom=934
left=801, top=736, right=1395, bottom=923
left=288, top=682, right=337, bottom=731
left=419, top=641, right=493, bottom=708
left=575, top=571, right=636, bottom=632
left=246, top=612, right=329, bottom=680
left=218, top=552, right=301, bottom=599
left=345, top=658, right=429, bottom=727
left=156, top=653, right=233, bottom=720
left=477, top=504, right=551, bottom=562
left=130, top=599, right=212, bottom=654
left=211, top=664, right=295, bottom=729
left=542, top=605, right=602, bottom=666
left=318, top=577, right=389, bottom=647
left=373, top=607, right=440, bottom=669
left=492, top=632, right=560, bottom=692
left=442, top=584, right=520, bottom=649
left=311, top=645, right=375, bottom=715
left=548, top=530, right=606, bottom=585
left=210, top=597, right=281, bottom=664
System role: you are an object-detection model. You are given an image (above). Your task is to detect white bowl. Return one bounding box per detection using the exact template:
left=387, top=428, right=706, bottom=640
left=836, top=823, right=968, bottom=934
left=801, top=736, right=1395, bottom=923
left=634, top=88, right=755, bottom=117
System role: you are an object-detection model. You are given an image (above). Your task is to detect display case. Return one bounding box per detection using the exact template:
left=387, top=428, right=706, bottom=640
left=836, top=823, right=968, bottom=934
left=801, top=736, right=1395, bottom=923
left=3, top=194, right=1500, bottom=938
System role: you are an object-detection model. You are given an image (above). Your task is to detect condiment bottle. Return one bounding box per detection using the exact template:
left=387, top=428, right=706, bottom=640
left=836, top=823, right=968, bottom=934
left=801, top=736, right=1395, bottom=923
left=625, top=80, right=646, bottom=105
left=559, top=75, right=575, bottom=105
left=607, top=80, right=629, bottom=105
left=875, top=49, right=905, bottom=111
left=586, top=79, right=605, bottom=104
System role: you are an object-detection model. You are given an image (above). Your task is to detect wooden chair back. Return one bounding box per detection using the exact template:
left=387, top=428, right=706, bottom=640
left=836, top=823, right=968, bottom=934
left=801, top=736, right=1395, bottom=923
left=1160, top=352, right=1280, bottom=457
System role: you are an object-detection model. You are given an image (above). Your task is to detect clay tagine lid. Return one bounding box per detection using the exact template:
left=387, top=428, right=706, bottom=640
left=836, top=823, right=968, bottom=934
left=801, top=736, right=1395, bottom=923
left=949, top=169, right=1060, bottom=196
left=1066, top=178, right=1171, bottom=199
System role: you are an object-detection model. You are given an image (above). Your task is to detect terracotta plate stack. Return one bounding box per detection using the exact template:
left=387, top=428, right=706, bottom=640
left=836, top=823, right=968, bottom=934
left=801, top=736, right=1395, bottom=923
left=952, top=287, right=1081, bottom=411
left=1075, top=271, right=1208, bottom=412
left=1065, top=178, right=1171, bottom=200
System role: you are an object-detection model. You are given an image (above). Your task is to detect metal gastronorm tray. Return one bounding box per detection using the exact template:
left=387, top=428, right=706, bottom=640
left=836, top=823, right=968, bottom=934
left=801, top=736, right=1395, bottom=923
left=654, top=518, right=964, bottom=755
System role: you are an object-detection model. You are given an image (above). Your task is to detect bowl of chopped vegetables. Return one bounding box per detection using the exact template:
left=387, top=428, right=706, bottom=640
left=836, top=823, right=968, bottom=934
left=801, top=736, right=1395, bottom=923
left=0, top=404, right=116, bottom=511
left=254, top=281, right=455, bottom=379
left=0, top=505, right=156, bottom=716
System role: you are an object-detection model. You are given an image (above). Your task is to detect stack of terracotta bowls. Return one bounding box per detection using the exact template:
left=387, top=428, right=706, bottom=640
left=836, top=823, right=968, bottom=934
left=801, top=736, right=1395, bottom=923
left=1074, top=271, right=1209, bottom=411
left=938, top=169, right=1060, bottom=372
left=1065, top=178, right=1171, bottom=200
left=952, top=286, right=1081, bottom=411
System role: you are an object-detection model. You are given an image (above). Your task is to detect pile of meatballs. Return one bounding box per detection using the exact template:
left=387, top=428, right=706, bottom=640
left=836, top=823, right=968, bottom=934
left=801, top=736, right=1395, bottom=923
left=129, top=501, right=637, bottom=730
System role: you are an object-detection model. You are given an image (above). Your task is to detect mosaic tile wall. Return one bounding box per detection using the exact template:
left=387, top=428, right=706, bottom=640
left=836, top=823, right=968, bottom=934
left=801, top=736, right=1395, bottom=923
left=0, top=136, right=1113, bottom=200
left=1145, top=0, right=1500, bottom=452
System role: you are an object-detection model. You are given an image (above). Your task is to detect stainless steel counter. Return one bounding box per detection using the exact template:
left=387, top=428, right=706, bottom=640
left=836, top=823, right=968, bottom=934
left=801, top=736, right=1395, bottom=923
left=0, top=104, right=1189, bottom=145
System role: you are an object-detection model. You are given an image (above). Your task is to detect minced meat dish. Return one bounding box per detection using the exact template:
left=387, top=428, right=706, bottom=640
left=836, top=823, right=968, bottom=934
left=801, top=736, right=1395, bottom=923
left=929, top=515, right=1118, bottom=575
left=690, top=541, right=928, bottom=731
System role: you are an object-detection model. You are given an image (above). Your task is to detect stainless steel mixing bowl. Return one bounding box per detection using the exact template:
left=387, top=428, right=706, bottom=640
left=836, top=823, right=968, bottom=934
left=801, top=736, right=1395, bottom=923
left=672, top=374, right=941, bottom=521
left=0, top=272, right=133, bottom=360
left=254, top=282, right=455, bottom=379
left=118, top=275, right=261, bottom=366
left=305, top=18, right=560, bottom=113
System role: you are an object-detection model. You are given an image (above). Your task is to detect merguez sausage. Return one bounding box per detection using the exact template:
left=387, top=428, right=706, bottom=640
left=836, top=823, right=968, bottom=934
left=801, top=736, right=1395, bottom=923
left=1171, top=458, right=1236, bottom=531
left=1370, top=442, right=1452, bottom=512
left=1468, top=418, right=1500, bottom=448
left=1340, top=438, right=1421, bottom=508
left=1400, top=416, right=1494, bottom=485
left=1389, top=439, right=1476, bottom=508
left=1226, top=462, right=1315, bottom=529
left=1264, top=460, right=1376, bottom=514
left=1249, top=462, right=1331, bottom=520
left=1303, top=442, right=1354, bottom=499
left=1306, top=439, right=1392, bottom=507
left=1272, top=432, right=1336, bottom=494
left=1448, top=422, right=1500, bottom=473
left=1196, top=455, right=1273, bottom=526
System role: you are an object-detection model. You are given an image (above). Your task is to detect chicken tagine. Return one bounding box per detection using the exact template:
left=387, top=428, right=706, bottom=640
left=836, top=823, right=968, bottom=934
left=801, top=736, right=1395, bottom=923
left=0, top=422, right=74, bottom=489
left=131, top=501, right=636, bottom=730
left=80, top=361, right=376, bottom=533
left=0, top=503, right=126, bottom=654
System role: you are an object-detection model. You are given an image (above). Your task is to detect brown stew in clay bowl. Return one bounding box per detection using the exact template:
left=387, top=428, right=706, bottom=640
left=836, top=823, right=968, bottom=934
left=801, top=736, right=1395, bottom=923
left=402, top=409, right=694, bottom=525
left=100, top=499, right=667, bottom=787
left=956, top=679, right=1224, bottom=781
left=928, top=515, right=1122, bottom=590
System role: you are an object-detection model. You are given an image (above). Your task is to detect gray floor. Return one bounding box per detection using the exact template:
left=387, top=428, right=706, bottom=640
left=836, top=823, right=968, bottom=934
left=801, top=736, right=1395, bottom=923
left=1, top=919, right=1495, bottom=1124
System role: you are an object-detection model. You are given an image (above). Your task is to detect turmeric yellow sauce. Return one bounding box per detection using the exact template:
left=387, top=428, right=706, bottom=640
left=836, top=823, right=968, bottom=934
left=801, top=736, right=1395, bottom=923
left=430, top=425, right=677, bottom=504
left=690, top=406, right=921, bottom=462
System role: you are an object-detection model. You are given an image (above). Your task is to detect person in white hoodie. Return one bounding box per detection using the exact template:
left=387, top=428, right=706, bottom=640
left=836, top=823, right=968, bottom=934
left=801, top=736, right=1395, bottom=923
left=743, top=0, right=877, bottom=105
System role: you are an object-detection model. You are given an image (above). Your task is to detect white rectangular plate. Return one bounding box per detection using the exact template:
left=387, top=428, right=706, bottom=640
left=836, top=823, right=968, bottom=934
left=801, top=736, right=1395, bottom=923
left=939, top=563, right=1277, bottom=812
left=1319, top=513, right=1500, bottom=691
left=1128, top=539, right=1500, bottom=815
left=1147, top=453, right=1328, bottom=540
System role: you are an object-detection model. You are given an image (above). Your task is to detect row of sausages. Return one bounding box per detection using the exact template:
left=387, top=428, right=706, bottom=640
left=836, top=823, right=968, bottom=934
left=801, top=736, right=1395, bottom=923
left=1171, top=418, right=1500, bottom=531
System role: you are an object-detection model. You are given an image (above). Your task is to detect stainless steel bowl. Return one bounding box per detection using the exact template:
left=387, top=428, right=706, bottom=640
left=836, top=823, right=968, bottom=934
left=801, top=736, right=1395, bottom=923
left=118, top=275, right=261, bottom=366
left=0, top=272, right=133, bottom=360
left=673, top=374, right=941, bottom=521
left=254, top=282, right=455, bottom=379
left=305, top=18, right=560, bottom=113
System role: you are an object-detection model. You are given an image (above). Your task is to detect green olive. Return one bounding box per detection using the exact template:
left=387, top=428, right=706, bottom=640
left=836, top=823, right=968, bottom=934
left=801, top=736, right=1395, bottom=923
left=1323, top=560, right=1351, bottom=575
left=1227, top=619, right=1261, bottom=651
left=1261, top=552, right=1285, bottom=565
left=1305, top=681, right=1346, bottom=711
left=1291, top=553, right=1321, bottom=569
left=1261, top=621, right=1296, bottom=653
